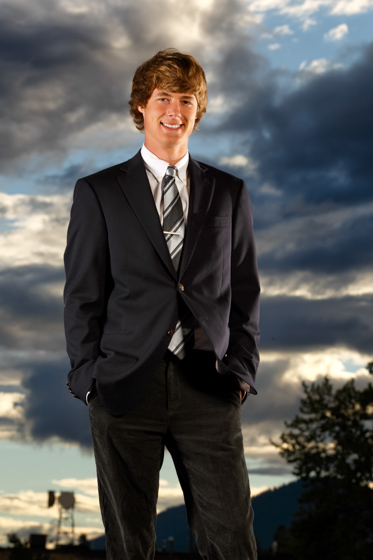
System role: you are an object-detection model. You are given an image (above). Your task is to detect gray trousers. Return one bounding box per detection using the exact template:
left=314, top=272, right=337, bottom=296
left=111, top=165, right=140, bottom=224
left=89, top=350, right=257, bottom=560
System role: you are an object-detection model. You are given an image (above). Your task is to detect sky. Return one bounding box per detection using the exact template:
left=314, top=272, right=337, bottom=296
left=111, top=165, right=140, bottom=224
left=0, top=0, right=372, bottom=548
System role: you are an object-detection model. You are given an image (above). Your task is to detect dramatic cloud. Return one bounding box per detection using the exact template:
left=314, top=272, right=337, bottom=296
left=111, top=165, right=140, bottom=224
left=249, top=0, right=373, bottom=19
left=0, top=193, right=70, bottom=266
left=0, top=0, right=259, bottom=173
left=21, top=359, right=93, bottom=447
left=0, top=1, right=132, bottom=170
left=298, top=58, right=343, bottom=75
left=324, top=22, right=349, bottom=41
left=53, top=478, right=98, bottom=496
left=332, top=0, right=373, bottom=16
left=274, top=24, right=294, bottom=35
left=226, top=44, right=373, bottom=210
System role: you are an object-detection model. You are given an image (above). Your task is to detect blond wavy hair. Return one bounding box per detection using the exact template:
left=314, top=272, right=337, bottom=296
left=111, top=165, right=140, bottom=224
left=129, top=48, right=208, bottom=131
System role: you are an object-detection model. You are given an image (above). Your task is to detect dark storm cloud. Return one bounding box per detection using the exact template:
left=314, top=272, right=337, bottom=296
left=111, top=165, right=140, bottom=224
left=260, top=294, right=373, bottom=355
left=0, top=265, right=65, bottom=354
left=40, top=164, right=92, bottom=190
left=0, top=0, right=260, bottom=171
left=0, top=265, right=63, bottom=320
left=21, top=358, right=92, bottom=448
left=248, top=465, right=292, bottom=476
left=0, top=263, right=91, bottom=446
left=242, top=358, right=302, bottom=423
left=258, top=210, right=373, bottom=276
left=205, top=43, right=373, bottom=292
left=224, top=43, right=373, bottom=211
left=202, top=9, right=270, bottom=101
left=0, top=2, right=132, bottom=168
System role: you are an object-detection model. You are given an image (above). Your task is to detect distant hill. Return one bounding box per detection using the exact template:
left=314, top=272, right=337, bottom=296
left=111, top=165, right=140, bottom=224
left=155, top=479, right=305, bottom=551
left=155, top=504, right=191, bottom=552
left=251, top=479, right=304, bottom=548
left=89, top=479, right=305, bottom=552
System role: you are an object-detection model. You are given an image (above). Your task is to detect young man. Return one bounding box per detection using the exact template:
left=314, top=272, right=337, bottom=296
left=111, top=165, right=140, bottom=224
left=64, top=49, right=260, bottom=560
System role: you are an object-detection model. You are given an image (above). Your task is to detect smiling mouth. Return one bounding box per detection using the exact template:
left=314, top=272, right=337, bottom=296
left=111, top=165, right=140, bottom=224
left=161, top=122, right=182, bottom=129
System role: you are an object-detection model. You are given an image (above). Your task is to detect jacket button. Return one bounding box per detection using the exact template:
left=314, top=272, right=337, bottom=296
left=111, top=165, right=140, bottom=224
left=167, top=330, right=174, bottom=337
left=178, top=283, right=184, bottom=291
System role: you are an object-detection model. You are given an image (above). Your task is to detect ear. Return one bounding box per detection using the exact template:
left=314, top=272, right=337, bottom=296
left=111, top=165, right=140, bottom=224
left=137, top=105, right=145, bottom=114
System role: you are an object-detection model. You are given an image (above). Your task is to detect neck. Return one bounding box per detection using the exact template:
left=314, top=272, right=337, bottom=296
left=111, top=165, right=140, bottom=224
left=143, top=141, right=188, bottom=166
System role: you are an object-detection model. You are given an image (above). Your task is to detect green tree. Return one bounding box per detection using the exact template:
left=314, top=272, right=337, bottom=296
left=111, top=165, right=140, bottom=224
left=272, top=364, right=373, bottom=560
left=273, top=375, right=373, bottom=485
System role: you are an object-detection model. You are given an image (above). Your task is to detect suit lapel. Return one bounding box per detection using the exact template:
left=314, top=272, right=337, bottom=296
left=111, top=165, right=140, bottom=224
left=179, top=157, right=215, bottom=276
left=117, top=152, right=214, bottom=279
left=117, top=152, right=176, bottom=278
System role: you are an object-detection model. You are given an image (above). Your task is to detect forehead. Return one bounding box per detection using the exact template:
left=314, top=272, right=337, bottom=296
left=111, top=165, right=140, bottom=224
left=150, top=88, right=197, bottom=101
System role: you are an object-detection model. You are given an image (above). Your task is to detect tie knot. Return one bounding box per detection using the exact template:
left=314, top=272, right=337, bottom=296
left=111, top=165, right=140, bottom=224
left=165, top=166, right=177, bottom=178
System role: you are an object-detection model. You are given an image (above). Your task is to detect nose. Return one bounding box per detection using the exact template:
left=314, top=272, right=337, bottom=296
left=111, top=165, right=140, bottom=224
left=166, top=100, right=181, bottom=117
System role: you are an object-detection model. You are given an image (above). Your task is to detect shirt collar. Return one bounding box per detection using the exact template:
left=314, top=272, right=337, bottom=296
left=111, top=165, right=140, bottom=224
left=141, top=144, right=189, bottom=183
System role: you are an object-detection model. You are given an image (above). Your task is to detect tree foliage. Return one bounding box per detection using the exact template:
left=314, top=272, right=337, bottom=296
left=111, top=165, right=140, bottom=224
left=272, top=375, right=373, bottom=485
left=271, top=364, right=373, bottom=560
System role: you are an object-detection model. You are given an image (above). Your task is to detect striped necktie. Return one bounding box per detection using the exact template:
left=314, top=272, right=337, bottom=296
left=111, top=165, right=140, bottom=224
left=162, top=166, right=184, bottom=271
left=162, top=166, right=194, bottom=358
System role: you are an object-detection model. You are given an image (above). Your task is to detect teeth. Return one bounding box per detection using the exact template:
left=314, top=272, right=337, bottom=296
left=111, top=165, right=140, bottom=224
left=162, top=123, right=181, bottom=129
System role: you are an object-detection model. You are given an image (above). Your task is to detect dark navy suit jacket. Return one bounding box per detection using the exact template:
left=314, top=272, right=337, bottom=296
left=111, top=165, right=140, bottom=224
left=64, top=151, right=260, bottom=416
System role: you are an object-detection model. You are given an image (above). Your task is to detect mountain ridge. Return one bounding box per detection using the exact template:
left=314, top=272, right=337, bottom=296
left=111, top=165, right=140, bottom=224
left=155, top=479, right=304, bottom=551
left=88, top=479, right=305, bottom=552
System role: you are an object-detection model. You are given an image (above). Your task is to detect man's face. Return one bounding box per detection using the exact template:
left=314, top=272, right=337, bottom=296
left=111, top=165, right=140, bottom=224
left=138, top=88, right=198, bottom=155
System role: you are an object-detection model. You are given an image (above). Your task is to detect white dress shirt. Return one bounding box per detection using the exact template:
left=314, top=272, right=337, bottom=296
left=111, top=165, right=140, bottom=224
left=141, top=145, right=189, bottom=224
left=141, top=145, right=212, bottom=352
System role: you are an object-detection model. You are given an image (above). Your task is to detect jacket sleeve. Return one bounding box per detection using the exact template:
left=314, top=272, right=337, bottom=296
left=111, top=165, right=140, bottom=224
left=63, top=179, right=111, bottom=403
left=217, top=181, right=260, bottom=395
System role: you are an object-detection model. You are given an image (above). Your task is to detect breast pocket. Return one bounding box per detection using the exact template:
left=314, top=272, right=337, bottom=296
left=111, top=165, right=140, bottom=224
left=205, top=216, right=229, bottom=227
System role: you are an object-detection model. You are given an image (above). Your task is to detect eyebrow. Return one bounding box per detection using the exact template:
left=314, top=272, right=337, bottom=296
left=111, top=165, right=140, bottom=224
left=157, top=91, right=195, bottom=100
